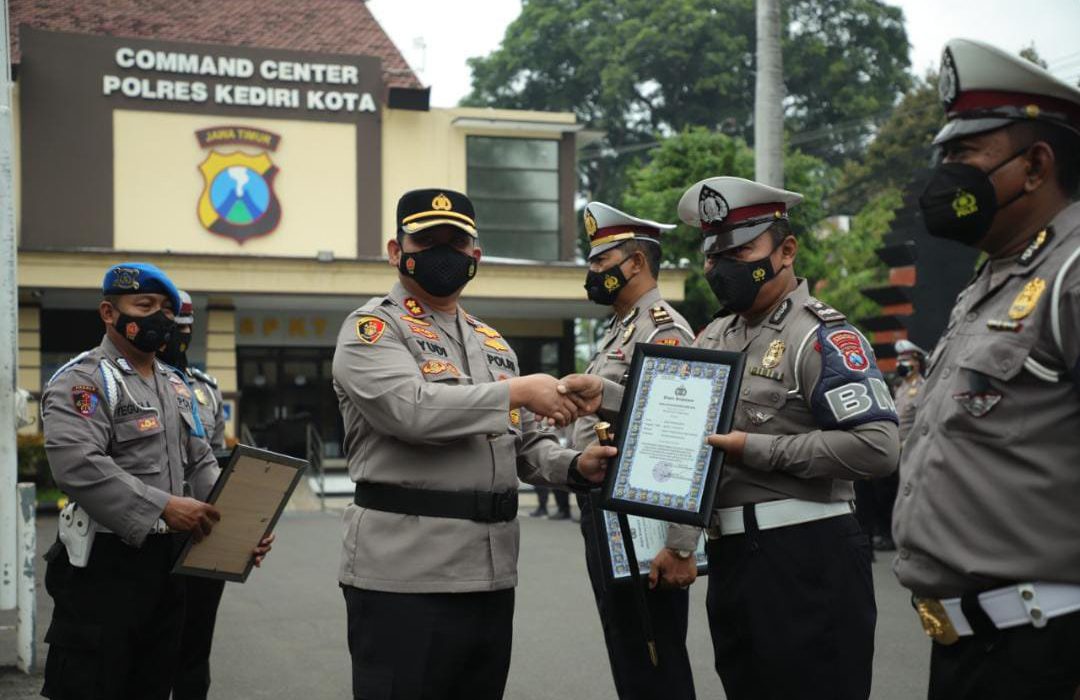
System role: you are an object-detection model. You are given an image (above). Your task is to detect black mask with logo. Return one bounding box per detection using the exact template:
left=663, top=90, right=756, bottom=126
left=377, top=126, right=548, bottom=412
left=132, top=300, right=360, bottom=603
left=584, top=255, right=634, bottom=306
left=918, top=146, right=1030, bottom=247
left=896, top=362, right=913, bottom=378
left=159, top=329, right=191, bottom=369
left=705, top=246, right=779, bottom=313
left=113, top=309, right=176, bottom=353
left=399, top=244, right=478, bottom=297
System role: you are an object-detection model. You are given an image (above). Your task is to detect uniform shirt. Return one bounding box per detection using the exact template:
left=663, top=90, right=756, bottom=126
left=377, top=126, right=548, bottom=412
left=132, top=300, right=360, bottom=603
left=893, top=202, right=1080, bottom=598
left=333, top=282, right=580, bottom=594
left=571, top=286, right=700, bottom=550
left=599, top=280, right=899, bottom=516
left=893, top=374, right=925, bottom=443
left=41, top=335, right=220, bottom=546
left=187, top=367, right=226, bottom=451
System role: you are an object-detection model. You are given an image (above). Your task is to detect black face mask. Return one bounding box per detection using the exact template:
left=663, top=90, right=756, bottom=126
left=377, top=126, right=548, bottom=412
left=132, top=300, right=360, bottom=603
left=705, top=247, right=779, bottom=313
left=159, top=330, right=191, bottom=369
left=584, top=255, right=633, bottom=306
left=399, top=244, right=478, bottom=297
left=896, top=362, right=913, bottom=378
left=113, top=309, right=176, bottom=353
left=918, top=146, right=1029, bottom=247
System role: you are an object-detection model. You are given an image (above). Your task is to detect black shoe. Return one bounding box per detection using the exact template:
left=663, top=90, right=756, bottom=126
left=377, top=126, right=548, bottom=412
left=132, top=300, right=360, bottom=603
left=872, top=536, right=896, bottom=552
left=548, top=510, right=571, bottom=521
left=529, top=506, right=548, bottom=518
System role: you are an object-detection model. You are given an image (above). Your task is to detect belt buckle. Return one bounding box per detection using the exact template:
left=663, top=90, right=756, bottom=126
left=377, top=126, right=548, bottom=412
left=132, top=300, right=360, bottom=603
left=915, top=598, right=960, bottom=645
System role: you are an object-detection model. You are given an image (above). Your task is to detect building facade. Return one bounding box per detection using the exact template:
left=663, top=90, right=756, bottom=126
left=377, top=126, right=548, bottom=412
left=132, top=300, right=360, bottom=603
left=10, top=2, right=687, bottom=457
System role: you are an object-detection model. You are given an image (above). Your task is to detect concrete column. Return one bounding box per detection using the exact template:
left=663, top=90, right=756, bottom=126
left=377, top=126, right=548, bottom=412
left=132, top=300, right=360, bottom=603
left=205, top=305, right=238, bottom=443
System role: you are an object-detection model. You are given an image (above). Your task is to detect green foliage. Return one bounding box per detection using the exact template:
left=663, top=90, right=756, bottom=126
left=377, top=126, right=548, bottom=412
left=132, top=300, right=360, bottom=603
left=464, top=0, right=911, bottom=202
left=621, top=127, right=835, bottom=329
left=17, top=433, right=55, bottom=491
left=833, top=73, right=943, bottom=213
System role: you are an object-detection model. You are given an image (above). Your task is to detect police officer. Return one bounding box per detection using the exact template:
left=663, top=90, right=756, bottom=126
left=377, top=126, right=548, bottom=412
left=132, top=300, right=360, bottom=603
left=159, top=289, right=229, bottom=700
left=40, top=263, right=223, bottom=699
left=892, top=38, right=1080, bottom=699
left=333, top=189, right=614, bottom=700
left=892, top=339, right=926, bottom=444
left=562, top=178, right=900, bottom=700
left=573, top=201, right=699, bottom=699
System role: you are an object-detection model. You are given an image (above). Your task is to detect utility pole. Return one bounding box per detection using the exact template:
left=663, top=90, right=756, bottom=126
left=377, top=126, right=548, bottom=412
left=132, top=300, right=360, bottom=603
left=0, top=0, right=20, bottom=612
left=754, top=0, right=785, bottom=187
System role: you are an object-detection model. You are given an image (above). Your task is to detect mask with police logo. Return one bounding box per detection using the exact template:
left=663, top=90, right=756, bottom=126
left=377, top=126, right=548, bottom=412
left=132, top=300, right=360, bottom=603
left=918, top=145, right=1030, bottom=247
left=399, top=244, right=478, bottom=298
left=705, top=247, right=778, bottom=313
left=584, top=255, right=634, bottom=306
left=159, top=329, right=191, bottom=369
left=113, top=309, right=176, bottom=353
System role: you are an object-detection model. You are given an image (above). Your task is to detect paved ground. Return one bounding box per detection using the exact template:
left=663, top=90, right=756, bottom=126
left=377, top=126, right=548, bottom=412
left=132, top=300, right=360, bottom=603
left=0, top=505, right=931, bottom=698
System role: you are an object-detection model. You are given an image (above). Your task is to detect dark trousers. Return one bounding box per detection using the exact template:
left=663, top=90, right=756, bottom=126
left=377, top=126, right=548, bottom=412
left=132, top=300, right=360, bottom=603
left=172, top=576, right=227, bottom=700
left=705, top=510, right=876, bottom=700
left=42, top=534, right=187, bottom=700
left=343, top=585, right=515, bottom=700
left=536, top=486, right=570, bottom=512
left=928, top=607, right=1080, bottom=700
left=577, top=493, right=697, bottom=700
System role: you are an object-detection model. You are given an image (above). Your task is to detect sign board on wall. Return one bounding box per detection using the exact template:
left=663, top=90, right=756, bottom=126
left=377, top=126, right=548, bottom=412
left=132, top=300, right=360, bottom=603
left=236, top=311, right=342, bottom=347
left=19, top=28, right=383, bottom=258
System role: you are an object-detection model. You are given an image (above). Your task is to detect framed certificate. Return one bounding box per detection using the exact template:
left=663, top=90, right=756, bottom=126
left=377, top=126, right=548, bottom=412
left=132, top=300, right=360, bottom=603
left=599, top=343, right=745, bottom=527
left=173, top=445, right=307, bottom=583
left=598, top=510, right=708, bottom=584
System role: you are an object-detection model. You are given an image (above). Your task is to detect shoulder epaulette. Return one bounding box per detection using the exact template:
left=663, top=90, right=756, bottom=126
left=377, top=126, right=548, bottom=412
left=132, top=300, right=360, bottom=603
left=46, top=351, right=93, bottom=386
left=804, top=299, right=846, bottom=326
left=650, top=305, right=673, bottom=327
left=191, top=367, right=218, bottom=388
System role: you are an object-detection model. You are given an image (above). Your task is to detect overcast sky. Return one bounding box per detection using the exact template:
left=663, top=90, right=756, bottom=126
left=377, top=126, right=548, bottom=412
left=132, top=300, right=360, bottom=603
left=367, top=0, right=1080, bottom=107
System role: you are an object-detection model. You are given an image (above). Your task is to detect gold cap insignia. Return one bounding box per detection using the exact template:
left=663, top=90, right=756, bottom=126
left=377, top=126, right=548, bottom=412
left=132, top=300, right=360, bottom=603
left=1008, top=277, right=1046, bottom=320
left=584, top=209, right=598, bottom=236
left=432, top=193, right=453, bottom=211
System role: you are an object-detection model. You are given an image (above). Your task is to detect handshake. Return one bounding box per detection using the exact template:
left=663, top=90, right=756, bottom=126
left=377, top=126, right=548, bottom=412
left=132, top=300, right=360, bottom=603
left=508, top=373, right=606, bottom=428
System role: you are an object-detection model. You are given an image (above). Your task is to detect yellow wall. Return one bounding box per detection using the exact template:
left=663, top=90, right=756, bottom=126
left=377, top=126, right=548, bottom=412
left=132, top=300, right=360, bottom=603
left=113, top=110, right=358, bottom=258
left=380, top=106, right=575, bottom=249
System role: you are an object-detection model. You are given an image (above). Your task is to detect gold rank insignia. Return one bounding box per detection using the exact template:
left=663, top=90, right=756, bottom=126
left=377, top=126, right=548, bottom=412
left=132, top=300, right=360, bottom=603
left=762, top=339, right=785, bottom=369
left=356, top=316, right=386, bottom=344
left=473, top=325, right=501, bottom=339
left=485, top=338, right=510, bottom=352
left=408, top=324, right=439, bottom=340
left=649, top=305, right=672, bottom=326
left=915, top=598, right=959, bottom=646
left=655, top=338, right=679, bottom=346
left=403, top=315, right=431, bottom=326
left=1008, top=277, right=1046, bottom=320
left=509, top=408, right=522, bottom=427
left=194, top=388, right=208, bottom=405
left=403, top=297, right=426, bottom=317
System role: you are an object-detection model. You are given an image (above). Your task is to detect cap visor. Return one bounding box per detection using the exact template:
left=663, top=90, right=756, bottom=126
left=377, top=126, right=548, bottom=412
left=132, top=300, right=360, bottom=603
left=402, top=218, right=478, bottom=237
left=702, top=220, right=774, bottom=254
left=932, top=117, right=1014, bottom=145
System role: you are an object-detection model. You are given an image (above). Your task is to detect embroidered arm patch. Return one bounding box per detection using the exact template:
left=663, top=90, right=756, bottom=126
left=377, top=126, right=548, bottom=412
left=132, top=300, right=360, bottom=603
left=810, top=323, right=898, bottom=429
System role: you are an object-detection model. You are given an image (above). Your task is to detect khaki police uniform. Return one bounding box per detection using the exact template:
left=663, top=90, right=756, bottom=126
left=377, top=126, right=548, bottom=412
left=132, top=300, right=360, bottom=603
left=888, top=37, right=1080, bottom=700
left=592, top=177, right=900, bottom=700
left=187, top=367, right=225, bottom=452
left=573, top=199, right=700, bottom=699
left=41, top=334, right=219, bottom=700
left=893, top=372, right=924, bottom=443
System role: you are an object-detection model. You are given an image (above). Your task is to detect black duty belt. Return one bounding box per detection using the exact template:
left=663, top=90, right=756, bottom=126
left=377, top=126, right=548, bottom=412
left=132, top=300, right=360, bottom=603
left=353, top=482, right=519, bottom=523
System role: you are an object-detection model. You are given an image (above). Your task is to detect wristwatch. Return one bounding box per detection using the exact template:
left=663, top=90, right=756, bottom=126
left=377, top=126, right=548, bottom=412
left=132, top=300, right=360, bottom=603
left=670, top=548, right=693, bottom=560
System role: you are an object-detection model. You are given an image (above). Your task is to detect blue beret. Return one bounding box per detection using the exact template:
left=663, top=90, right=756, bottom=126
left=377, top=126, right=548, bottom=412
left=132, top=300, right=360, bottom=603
left=102, top=262, right=181, bottom=313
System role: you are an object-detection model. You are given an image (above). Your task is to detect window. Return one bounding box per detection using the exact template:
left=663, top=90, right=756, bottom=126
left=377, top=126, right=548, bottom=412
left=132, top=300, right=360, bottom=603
left=467, top=136, right=560, bottom=261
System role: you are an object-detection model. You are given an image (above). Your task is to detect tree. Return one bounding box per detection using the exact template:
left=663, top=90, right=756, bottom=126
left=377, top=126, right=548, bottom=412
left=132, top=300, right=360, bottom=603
left=463, top=0, right=911, bottom=203
left=621, top=127, right=833, bottom=329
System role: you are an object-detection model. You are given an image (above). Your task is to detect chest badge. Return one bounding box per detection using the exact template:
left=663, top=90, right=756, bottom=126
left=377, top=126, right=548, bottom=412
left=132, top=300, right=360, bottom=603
left=762, top=339, right=785, bottom=369
left=407, top=324, right=440, bottom=341
left=952, top=390, right=1002, bottom=418
left=484, top=338, right=510, bottom=352
left=745, top=407, right=773, bottom=426
left=621, top=322, right=636, bottom=345
left=473, top=325, right=502, bottom=339
left=606, top=348, right=626, bottom=361
left=1008, top=277, right=1046, bottom=320
left=403, top=315, right=431, bottom=327
left=137, top=416, right=161, bottom=432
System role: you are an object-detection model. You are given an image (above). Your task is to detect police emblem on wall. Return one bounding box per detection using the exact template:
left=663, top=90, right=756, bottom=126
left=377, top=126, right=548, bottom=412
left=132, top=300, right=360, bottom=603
left=196, top=126, right=283, bottom=244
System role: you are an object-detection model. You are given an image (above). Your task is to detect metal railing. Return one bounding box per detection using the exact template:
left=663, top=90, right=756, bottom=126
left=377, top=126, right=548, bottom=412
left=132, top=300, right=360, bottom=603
left=305, top=423, right=325, bottom=512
